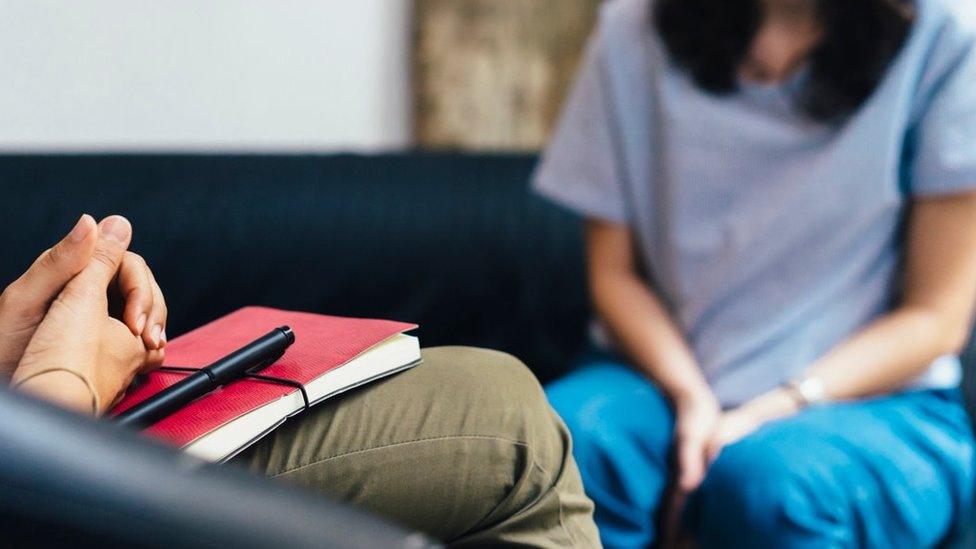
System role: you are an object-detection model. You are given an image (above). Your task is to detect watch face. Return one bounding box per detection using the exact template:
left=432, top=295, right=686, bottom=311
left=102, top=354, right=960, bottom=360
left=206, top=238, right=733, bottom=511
left=798, top=377, right=826, bottom=404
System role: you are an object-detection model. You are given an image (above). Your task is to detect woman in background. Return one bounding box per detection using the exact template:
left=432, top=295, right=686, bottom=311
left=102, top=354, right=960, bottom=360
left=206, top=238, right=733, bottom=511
left=536, top=0, right=976, bottom=546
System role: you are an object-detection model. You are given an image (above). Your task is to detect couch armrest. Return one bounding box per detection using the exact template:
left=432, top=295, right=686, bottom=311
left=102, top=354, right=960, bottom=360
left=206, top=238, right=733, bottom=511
left=0, top=387, right=438, bottom=548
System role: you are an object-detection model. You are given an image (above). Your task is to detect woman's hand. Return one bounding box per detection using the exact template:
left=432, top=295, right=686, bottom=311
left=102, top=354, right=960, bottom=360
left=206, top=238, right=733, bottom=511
left=664, top=389, right=721, bottom=544
left=672, top=391, right=722, bottom=492
left=704, top=388, right=802, bottom=463
left=12, top=216, right=164, bottom=413
left=0, top=215, right=167, bottom=378
left=704, top=409, right=762, bottom=463
left=664, top=391, right=778, bottom=547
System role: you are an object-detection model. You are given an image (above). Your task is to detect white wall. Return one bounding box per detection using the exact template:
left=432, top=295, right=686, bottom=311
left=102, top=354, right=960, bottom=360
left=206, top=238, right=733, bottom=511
left=0, top=1, right=412, bottom=152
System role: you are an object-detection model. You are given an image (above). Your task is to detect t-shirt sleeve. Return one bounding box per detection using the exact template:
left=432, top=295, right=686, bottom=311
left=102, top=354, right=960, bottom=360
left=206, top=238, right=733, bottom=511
left=908, top=25, right=976, bottom=196
left=531, top=26, right=629, bottom=223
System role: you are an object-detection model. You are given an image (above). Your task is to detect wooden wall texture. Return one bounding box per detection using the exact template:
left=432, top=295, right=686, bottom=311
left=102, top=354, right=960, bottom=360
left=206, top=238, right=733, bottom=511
left=414, top=0, right=601, bottom=151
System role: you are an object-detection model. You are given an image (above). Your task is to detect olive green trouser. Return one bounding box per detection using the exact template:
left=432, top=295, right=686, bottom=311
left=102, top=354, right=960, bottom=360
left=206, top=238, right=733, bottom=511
left=234, top=346, right=601, bottom=548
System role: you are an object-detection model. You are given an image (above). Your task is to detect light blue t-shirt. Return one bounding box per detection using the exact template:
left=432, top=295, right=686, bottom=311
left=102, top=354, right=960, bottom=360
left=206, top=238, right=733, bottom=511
left=534, top=0, right=976, bottom=407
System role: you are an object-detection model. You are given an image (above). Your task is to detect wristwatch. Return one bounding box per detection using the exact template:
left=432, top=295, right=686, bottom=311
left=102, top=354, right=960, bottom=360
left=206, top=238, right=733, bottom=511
left=785, top=375, right=828, bottom=408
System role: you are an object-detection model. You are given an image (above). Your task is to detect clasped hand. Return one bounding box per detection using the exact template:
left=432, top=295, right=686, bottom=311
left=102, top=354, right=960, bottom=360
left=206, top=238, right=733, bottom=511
left=664, top=388, right=788, bottom=545
left=0, top=215, right=167, bottom=414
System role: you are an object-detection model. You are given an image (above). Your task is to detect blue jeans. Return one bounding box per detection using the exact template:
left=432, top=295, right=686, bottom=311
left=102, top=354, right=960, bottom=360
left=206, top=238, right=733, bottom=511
left=546, top=350, right=976, bottom=548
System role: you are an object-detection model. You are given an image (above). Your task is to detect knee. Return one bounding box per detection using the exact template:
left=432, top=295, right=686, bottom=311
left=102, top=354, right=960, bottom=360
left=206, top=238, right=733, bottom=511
left=693, top=438, right=844, bottom=547
left=416, top=347, right=593, bottom=539
left=420, top=345, right=547, bottom=403
left=546, top=367, right=673, bottom=470
left=421, top=345, right=538, bottom=383
left=419, top=346, right=559, bottom=443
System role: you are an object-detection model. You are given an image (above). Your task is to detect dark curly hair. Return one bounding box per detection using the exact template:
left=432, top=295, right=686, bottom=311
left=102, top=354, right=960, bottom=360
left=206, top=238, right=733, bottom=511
left=653, top=0, right=915, bottom=121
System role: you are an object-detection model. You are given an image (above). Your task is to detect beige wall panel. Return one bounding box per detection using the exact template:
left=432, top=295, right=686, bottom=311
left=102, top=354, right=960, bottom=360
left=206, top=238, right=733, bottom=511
left=415, top=0, right=601, bottom=151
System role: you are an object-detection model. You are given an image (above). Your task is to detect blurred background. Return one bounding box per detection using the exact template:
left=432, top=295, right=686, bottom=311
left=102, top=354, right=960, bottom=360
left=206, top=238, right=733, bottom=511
left=0, top=0, right=600, bottom=153
left=0, top=0, right=604, bottom=384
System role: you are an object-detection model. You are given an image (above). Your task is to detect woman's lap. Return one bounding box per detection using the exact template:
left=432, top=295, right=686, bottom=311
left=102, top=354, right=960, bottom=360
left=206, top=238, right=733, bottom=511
left=689, top=389, right=975, bottom=548
left=547, top=353, right=976, bottom=549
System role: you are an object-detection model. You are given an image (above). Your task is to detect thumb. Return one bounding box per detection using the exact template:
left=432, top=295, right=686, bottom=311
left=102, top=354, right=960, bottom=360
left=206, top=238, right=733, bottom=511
left=67, top=216, right=133, bottom=293
left=8, top=214, right=97, bottom=309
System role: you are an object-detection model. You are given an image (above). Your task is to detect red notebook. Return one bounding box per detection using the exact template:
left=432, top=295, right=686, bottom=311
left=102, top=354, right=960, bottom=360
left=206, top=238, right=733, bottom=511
left=112, top=307, right=420, bottom=462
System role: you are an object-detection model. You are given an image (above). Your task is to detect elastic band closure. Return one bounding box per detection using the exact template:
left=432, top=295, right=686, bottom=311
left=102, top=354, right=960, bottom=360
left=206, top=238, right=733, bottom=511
left=245, top=374, right=311, bottom=411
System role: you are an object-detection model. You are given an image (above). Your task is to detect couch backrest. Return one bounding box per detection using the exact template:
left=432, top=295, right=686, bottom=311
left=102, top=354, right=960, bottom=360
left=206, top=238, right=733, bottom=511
left=0, top=153, right=973, bottom=412
left=0, top=153, right=588, bottom=383
left=0, top=386, right=436, bottom=548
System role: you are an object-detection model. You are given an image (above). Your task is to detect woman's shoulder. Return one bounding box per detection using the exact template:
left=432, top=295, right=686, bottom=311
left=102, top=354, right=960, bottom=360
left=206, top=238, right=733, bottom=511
left=904, top=0, right=976, bottom=100
left=914, top=0, right=976, bottom=45
left=598, top=0, right=652, bottom=21
left=592, top=0, right=664, bottom=65
left=596, top=0, right=652, bottom=37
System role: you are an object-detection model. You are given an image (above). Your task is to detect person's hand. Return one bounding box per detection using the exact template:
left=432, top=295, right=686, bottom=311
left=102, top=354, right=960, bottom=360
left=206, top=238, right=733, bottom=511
left=704, top=408, right=762, bottom=464
left=115, top=246, right=169, bottom=351
left=672, top=390, right=721, bottom=493
left=661, top=388, right=800, bottom=547
left=12, top=216, right=164, bottom=413
left=703, top=387, right=802, bottom=463
left=0, top=215, right=167, bottom=378
left=0, top=214, right=97, bottom=377
left=662, top=389, right=721, bottom=546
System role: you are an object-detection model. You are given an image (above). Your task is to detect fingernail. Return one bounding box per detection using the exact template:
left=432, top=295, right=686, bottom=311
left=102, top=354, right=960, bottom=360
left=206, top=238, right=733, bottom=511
left=136, top=313, right=147, bottom=333
left=100, top=215, right=131, bottom=242
left=160, top=329, right=167, bottom=348
left=68, top=214, right=94, bottom=242
left=151, top=324, right=162, bottom=347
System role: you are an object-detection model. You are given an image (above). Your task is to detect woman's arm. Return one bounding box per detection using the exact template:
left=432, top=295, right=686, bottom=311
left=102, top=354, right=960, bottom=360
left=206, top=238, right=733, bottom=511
left=734, top=191, right=976, bottom=426
left=809, top=191, right=976, bottom=396
left=587, top=219, right=719, bottom=494
left=588, top=219, right=710, bottom=401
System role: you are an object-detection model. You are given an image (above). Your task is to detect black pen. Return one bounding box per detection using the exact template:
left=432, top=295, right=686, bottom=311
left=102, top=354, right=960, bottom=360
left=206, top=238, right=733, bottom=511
left=115, top=326, right=296, bottom=429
